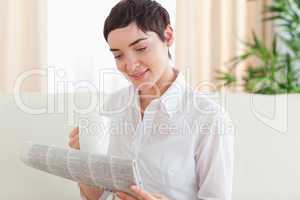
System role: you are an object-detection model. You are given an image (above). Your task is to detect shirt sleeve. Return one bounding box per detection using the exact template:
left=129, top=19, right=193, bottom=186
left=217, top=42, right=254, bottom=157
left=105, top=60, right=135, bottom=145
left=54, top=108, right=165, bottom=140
left=195, top=111, right=234, bottom=200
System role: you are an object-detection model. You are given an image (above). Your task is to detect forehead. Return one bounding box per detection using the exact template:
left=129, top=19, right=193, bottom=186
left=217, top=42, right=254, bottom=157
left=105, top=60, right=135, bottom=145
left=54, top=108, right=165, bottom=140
left=107, top=23, right=153, bottom=47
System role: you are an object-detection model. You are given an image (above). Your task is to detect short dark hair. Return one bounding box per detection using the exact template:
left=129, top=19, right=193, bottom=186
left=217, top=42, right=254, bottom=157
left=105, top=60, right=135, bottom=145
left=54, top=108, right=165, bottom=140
left=103, top=0, right=172, bottom=58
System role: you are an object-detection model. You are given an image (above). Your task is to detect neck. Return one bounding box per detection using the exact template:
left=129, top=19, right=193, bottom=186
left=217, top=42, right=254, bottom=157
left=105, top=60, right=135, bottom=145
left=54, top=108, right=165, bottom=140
left=139, top=67, right=177, bottom=105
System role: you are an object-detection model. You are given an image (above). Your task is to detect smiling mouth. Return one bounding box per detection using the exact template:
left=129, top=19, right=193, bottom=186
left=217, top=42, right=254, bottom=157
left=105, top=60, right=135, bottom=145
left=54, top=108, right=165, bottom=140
left=129, top=69, right=149, bottom=79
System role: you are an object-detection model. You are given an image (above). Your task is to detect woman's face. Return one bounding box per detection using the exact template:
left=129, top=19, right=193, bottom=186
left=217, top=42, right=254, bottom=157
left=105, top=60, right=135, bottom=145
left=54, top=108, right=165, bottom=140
left=107, top=22, right=174, bottom=90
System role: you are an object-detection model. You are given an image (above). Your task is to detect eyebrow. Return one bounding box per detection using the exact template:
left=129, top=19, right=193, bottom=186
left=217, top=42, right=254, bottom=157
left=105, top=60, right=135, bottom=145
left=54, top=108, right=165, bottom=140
left=110, top=37, right=148, bottom=52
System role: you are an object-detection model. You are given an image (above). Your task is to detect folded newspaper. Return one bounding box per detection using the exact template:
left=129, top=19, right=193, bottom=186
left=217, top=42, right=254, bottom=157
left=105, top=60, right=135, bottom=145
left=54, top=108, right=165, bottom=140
left=20, top=142, right=144, bottom=198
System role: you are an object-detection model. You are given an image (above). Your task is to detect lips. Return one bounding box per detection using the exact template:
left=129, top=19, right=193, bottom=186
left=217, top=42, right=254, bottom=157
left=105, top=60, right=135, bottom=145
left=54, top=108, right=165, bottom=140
left=129, top=68, right=149, bottom=79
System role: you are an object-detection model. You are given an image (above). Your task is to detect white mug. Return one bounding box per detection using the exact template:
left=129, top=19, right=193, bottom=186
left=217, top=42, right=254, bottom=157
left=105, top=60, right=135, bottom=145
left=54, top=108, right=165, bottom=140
left=78, top=112, right=111, bottom=154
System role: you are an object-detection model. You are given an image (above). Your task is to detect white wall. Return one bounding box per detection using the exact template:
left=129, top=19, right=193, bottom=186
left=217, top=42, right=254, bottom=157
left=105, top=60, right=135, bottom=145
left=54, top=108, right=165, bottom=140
left=226, top=93, right=300, bottom=200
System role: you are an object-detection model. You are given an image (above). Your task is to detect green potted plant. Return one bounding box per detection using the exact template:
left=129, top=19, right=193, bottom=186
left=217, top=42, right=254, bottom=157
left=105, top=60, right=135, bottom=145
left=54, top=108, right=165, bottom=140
left=218, top=0, right=300, bottom=94
left=217, top=3, right=300, bottom=198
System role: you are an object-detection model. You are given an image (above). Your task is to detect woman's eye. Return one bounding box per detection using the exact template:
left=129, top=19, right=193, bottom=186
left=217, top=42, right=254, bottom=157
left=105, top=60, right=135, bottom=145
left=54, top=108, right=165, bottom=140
left=114, top=55, right=123, bottom=59
left=136, top=47, right=147, bottom=52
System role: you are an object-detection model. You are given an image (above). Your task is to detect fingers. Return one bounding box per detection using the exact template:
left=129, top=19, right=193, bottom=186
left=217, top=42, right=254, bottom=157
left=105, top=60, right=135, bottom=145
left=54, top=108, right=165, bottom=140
left=116, top=192, right=136, bottom=200
left=68, top=134, right=80, bottom=149
left=131, top=186, right=155, bottom=200
left=69, top=127, right=79, bottom=138
left=117, top=187, right=167, bottom=200
left=68, top=127, right=80, bottom=149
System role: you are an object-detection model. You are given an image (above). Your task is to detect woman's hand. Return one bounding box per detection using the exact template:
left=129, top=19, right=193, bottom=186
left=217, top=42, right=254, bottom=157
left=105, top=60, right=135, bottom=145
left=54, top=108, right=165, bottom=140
left=117, top=186, right=170, bottom=200
left=68, top=127, right=80, bottom=149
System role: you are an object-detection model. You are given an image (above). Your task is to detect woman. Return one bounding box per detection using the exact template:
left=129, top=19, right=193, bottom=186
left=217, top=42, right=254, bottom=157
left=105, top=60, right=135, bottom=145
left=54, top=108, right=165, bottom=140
left=69, top=0, right=234, bottom=199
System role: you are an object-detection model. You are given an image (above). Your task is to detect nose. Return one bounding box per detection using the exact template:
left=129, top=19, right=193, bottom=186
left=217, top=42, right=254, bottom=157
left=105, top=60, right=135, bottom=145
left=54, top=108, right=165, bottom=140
left=124, top=54, right=139, bottom=73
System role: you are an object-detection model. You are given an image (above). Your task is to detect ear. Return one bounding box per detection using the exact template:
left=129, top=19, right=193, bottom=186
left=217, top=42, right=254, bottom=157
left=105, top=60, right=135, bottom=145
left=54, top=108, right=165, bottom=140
left=164, top=25, right=174, bottom=47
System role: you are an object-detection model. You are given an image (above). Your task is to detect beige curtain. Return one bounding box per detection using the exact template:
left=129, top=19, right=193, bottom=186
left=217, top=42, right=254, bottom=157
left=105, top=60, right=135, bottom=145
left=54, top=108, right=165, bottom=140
left=175, top=0, right=273, bottom=90
left=0, top=0, right=47, bottom=93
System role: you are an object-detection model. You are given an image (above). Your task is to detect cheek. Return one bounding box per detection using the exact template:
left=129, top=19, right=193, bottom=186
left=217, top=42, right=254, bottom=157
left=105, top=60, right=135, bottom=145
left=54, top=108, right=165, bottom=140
left=116, top=62, right=131, bottom=79
left=116, top=61, right=125, bottom=73
left=149, top=46, right=169, bottom=67
left=144, top=52, right=162, bottom=70
left=148, top=55, right=167, bottom=73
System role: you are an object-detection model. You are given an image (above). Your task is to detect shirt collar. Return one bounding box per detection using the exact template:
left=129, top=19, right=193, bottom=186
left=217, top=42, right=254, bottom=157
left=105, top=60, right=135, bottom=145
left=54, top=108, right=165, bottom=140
left=159, top=69, right=187, bottom=116
left=130, top=69, right=187, bottom=117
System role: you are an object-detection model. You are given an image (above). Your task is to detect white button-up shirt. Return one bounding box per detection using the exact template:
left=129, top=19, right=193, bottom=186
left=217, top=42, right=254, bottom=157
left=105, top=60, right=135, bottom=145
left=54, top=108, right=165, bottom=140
left=81, top=71, right=234, bottom=200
